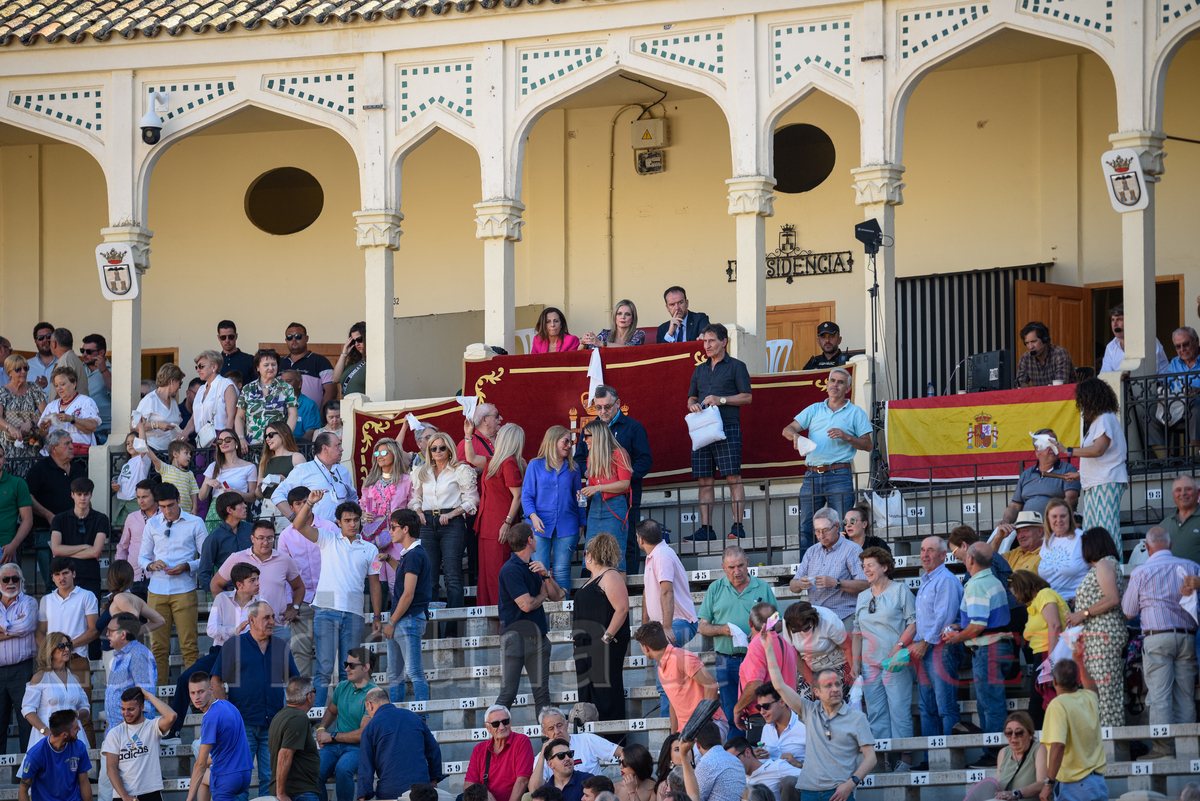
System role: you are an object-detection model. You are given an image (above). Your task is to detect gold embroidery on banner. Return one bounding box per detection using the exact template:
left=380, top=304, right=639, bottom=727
left=694, top=353, right=706, bottom=366
left=474, top=368, right=505, bottom=401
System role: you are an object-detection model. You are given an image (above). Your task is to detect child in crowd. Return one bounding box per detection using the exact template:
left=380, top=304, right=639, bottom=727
left=145, top=436, right=199, bottom=515
left=109, top=431, right=150, bottom=528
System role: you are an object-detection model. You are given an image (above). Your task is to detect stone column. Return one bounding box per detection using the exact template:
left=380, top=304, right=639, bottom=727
left=727, top=177, right=775, bottom=374
left=1108, top=131, right=1165, bottom=376
left=100, top=225, right=152, bottom=439
left=354, top=210, right=403, bottom=401
left=851, top=164, right=905, bottom=402
left=474, top=200, right=524, bottom=354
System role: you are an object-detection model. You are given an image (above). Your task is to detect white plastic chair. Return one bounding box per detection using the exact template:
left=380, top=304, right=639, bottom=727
left=516, top=327, right=536, bottom=355
left=765, top=339, right=793, bottom=373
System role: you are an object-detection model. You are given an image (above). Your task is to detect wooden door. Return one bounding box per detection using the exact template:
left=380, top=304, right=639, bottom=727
left=765, top=302, right=836, bottom=372
left=1014, top=280, right=1092, bottom=372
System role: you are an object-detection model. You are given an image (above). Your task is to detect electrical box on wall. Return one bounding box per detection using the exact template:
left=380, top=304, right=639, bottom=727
left=631, top=118, right=669, bottom=150
left=636, top=149, right=665, bottom=175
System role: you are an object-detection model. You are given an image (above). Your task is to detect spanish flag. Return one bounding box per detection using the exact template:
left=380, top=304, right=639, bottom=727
left=885, top=385, right=1081, bottom=481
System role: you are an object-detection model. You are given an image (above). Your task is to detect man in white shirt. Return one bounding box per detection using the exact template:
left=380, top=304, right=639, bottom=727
left=1100, top=303, right=1170, bottom=374
left=636, top=519, right=699, bottom=717
left=271, top=433, right=358, bottom=522
left=752, top=683, right=805, bottom=768
left=277, top=486, right=333, bottom=679
left=138, top=482, right=207, bottom=687
left=103, top=687, right=177, bottom=801
left=725, top=737, right=800, bottom=801
left=37, top=555, right=99, bottom=744
left=292, top=489, right=382, bottom=707
left=528, top=706, right=623, bottom=791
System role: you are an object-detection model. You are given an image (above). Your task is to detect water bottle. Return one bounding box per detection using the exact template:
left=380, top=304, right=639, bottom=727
left=926, top=381, right=935, bottom=397
left=577, top=489, right=588, bottom=510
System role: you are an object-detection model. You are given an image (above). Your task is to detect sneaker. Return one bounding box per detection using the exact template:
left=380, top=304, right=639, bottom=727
left=728, top=523, right=747, bottom=539
left=968, top=755, right=997, bottom=769
left=892, top=761, right=911, bottom=773
left=952, top=721, right=983, bottom=735
left=1138, top=745, right=1174, bottom=761
left=160, top=736, right=182, bottom=747
left=685, top=526, right=717, bottom=542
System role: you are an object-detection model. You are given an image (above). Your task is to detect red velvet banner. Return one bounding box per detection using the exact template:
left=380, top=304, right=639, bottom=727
left=458, top=344, right=852, bottom=487
left=349, top=398, right=462, bottom=486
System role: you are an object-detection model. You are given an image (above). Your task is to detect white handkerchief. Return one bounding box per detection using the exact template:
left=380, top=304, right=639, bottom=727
left=405, top=413, right=425, bottom=432
left=728, top=625, right=749, bottom=649
left=1180, top=566, right=1199, bottom=624
left=1029, top=431, right=1060, bottom=454
left=133, top=437, right=150, bottom=454
left=794, top=435, right=817, bottom=457
left=456, top=396, right=479, bottom=419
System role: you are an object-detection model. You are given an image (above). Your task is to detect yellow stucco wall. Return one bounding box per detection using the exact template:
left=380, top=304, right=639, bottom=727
left=1, top=41, right=1195, bottom=392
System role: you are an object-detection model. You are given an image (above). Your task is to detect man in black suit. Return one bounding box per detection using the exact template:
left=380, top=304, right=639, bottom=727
left=657, top=286, right=710, bottom=343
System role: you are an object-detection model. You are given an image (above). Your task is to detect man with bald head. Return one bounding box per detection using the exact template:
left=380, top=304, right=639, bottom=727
left=912, top=536, right=964, bottom=746
left=1163, top=476, right=1200, bottom=564
left=942, top=542, right=1015, bottom=765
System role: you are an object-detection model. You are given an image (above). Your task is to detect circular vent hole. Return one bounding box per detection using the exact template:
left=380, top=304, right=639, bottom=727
left=773, top=124, right=837, bottom=194
left=245, top=167, right=324, bottom=235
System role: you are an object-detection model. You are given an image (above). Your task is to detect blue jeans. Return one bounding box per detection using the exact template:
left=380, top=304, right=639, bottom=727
left=972, top=637, right=1017, bottom=736
left=234, top=725, right=270, bottom=801
left=319, top=742, right=360, bottom=801
left=313, top=607, right=366, bottom=707
left=862, top=662, right=914, bottom=744
left=1053, top=773, right=1107, bottom=801
left=715, top=653, right=745, bottom=737
left=586, top=493, right=629, bottom=571
left=388, top=613, right=430, bottom=705
left=801, top=790, right=854, bottom=801
left=798, top=467, right=855, bottom=552
left=535, top=530, right=579, bottom=589
left=918, top=642, right=963, bottom=745
left=657, top=619, right=699, bottom=717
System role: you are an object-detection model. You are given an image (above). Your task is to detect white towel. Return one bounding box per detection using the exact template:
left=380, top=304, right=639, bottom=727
left=456, top=396, right=478, bottom=419
left=405, top=413, right=425, bottom=432
left=1030, top=431, right=1060, bottom=454
left=728, top=625, right=749, bottom=650
left=1180, top=566, right=1199, bottom=625
left=794, top=435, right=817, bottom=457
left=587, top=348, right=604, bottom=405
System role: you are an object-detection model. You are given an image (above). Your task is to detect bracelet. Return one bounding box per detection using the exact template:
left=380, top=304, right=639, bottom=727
left=316, top=727, right=327, bottom=732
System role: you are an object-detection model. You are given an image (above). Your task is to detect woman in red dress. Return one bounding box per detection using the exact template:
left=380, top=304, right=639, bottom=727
left=474, top=423, right=527, bottom=606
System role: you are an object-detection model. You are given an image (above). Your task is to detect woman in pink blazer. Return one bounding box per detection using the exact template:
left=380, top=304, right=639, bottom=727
left=530, top=306, right=582, bottom=353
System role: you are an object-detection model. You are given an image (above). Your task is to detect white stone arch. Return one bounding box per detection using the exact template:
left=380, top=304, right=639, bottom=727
left=0, top=80, right=109, bottom=186
left=763, top=80, right=864, bottom=175
left=889, top=17, right=1119, bottom=164
left=134, top=94, right=361, bottom=226
left=391, top=113, right=483, bottom=178
left=506, top=49, right=736, bottom=200
left=1150, top=20, right=1200, bottom=131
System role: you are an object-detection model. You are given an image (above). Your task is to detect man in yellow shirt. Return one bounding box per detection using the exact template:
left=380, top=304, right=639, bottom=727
left=1040, top=651, right=1106, bottom=801
left=1003, top=511, right=1044, bottom=574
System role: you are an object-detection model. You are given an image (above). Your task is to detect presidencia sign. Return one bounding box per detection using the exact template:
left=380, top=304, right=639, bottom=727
left=885, top=385, right=1081, bottom=481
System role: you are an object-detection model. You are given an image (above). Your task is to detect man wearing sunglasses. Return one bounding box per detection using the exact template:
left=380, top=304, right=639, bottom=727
left=27, top=322, right=57, bottom=390
left=464, top=705, right=534, bottom=801
left=80, top=334, right=112, bottom=438
left=315, top=647, right=377, bottom=801
left=272, top=433, right=359, bottom=525
left=539, top=739, right=595, bottom=801
left=0, top=563, right=37, bottom=754
left=528, top=706, right=621, bottom=793
left=217, top=321, right=255, bottom=380
left=281, top=323, right=335, bottom=410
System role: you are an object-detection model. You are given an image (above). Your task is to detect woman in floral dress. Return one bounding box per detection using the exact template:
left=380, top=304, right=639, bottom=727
left=1064, top=527, right=1127, bottom=727
left=234, top=349, right=297, bottom=447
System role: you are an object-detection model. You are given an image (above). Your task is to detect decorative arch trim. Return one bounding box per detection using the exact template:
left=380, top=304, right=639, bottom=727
left=8, top=86, right=104, bottom=140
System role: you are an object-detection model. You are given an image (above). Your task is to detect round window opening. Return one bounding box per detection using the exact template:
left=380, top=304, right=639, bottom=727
left=772, top=124, right=836, bottom=194
left=245, top=167, right=324, bottom=235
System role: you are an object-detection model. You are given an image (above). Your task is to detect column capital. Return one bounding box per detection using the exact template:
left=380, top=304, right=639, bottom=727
left=100, top=226, right=153, bottom=272
left=353, top=210, right=404, bottom=250
left=726, top=176, right=776, bottom=217
left=851, top=165, right=906, bottom=206
left=1108, top=131, right=1166, bottom=178
left=474, top=200, right=525, bottom=242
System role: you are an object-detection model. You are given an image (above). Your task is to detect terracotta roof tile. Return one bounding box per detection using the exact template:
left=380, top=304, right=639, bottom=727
left=1, top=0, right=605, bottom=45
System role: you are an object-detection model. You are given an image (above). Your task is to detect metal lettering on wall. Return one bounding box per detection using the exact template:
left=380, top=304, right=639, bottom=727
left=726, top=224, right=854, bottom=284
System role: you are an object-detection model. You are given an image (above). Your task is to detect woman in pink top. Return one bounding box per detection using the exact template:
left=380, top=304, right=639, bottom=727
left=734, top=603, right=798, bottom=725
left=529, top=307, right=581, bottom=354
left=361, top=438, right=413, bottom=589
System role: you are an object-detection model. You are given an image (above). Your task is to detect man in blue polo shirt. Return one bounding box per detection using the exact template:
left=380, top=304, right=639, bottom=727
left=784, top=366, right=872, bottom=552
left=18, top=709, right=90, bottom=801
left=186, top=671, right=253, bottom=801
left=686, top=324, right=753, bottom=542
left=496, top=523, right=564, bottom=714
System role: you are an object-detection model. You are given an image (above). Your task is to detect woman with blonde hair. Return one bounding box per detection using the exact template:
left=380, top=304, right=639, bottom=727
left=583, top=300, right=645, bottom=348
left=476, top=424, right=527, bottom=606
left=523, top=426, right=583, bottom=588
left=130, top=362, right=185, bottom=451
left=0, top=353, right=47, bottom=458
left=257, top=420, right=306, bottom=503
left=180, top=350, right=237, bottom=444
left=1037, top=497, right=1087, bottom=602
left=23, top=632, right=91, bottom=750
left=573, top=532, right=631, bottom=721
left=361, top=437, right=414, bottom=591
left=410, top=431, right=478, bottom=620
left=581, top=420, right=632, bottom=569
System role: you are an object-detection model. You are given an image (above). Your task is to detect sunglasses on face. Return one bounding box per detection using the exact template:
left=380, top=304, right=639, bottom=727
left=35, top=334, right=52, bottom=341
left=551, top=751, right=576, bottom=761
left=0, top=577, right=19, bottom=585
left=265, top=432, right=280, bottom=440
left=351, top=338, right=363, bottom=344
left=216, top=437, right=236, bottom=445
left=429, top=445, right=448, bottom=453
left=757, top=700, right=776, bottom=711
left=285, top=334, right=304, bottom=341
left=374, top=451, right=388, bottom=457
left=344, top=661, right=363, bottom=669
left=11, top=366, right=28, bottom=373
left=582, top=434, right=593, bottom=440
left=80, top=348, right=98, bottom=355
left=487, top=718, right=511, bottom=728
left=1004, top=729, right=1028, bottom=738
left=219, top=334, right=237, bottom=341
left=843, top=518, right=861, bottom=526
left=56, top=641, right=73, bottom=650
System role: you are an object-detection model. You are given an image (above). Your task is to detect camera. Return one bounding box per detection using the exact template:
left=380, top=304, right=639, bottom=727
left=141, top=91, right=169, bottom=146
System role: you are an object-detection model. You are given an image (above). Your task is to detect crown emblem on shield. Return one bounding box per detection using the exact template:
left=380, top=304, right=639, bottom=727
left=1106, top=155, right=1133, bottom=173
left=100, top=248, right=125, bottom=264
left=568, top=393, right=629, bottom=441
left=968, top=412, right=999, bottom=450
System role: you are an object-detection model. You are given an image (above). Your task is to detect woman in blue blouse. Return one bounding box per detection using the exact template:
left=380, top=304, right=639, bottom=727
left=522, top=425, right=583, bottom=588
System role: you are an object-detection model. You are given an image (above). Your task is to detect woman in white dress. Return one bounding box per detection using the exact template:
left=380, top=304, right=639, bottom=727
left=131, top=363, right=186, bottom=451
left=23, top=632, right=91, bottom=750
left=199, top=427, right=259, bottom=533
left=37, top=365, right=101, bottom=454
left=180, top=350, right=238, bottom=445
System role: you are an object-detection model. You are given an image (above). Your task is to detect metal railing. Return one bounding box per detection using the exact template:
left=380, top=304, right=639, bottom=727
left=1123, top=371, right=1199, bottom=472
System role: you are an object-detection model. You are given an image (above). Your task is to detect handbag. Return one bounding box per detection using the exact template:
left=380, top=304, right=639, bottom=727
left=197, top=422, right=216, bottom=448
left=685, top=406, right=726, bottom=451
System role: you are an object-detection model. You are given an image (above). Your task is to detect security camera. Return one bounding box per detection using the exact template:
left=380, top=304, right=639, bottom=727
left=141, top=91, right=169, bottom=146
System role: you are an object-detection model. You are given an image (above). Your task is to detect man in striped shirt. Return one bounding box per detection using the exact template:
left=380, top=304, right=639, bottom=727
left=0, top=563, right=38, bottom=753
left=1122, top=526, right=1200, bottom=760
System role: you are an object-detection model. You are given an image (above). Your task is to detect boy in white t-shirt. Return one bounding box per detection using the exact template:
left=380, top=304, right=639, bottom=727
left=102, top=686, right=178, bottom=801
left=110, top=433, right=151, bottom=529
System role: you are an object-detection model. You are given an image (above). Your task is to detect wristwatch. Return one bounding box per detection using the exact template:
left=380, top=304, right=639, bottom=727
left=836, top=579, right=842, bottom=590
left=291, top=603, right=301, bottom=612
left=1044, top=779, right=1057, bottom=789
left=848, top=776, right=862, bottom=787
left=1014, top=790, right=1024, bottom=799
left=720, top=397, right=727, bottom=405
left=38, top=726, right=46, bottom=736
